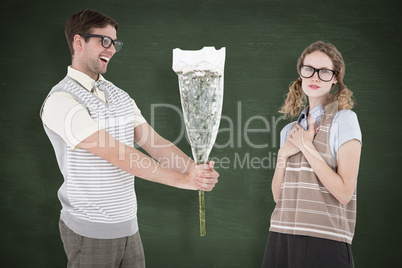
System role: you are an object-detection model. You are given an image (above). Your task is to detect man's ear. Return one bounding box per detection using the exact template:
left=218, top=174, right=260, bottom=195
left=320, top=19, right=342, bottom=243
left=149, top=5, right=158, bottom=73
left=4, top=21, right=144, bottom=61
left=73, top=34, right=84, bottom=52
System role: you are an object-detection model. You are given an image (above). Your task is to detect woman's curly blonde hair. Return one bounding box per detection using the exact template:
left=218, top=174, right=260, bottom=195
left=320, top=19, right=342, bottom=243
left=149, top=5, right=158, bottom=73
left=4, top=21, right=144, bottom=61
left=279, top=41, right=354, bottom=119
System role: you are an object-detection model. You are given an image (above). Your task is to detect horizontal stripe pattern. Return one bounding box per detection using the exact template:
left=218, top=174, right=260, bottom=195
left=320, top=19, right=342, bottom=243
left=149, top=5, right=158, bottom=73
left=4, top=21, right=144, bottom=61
left=64, top=79, right=137, bottom=224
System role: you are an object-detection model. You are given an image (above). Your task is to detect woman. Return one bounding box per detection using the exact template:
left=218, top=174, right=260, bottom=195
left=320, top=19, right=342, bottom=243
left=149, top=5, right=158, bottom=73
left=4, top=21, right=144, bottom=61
left=262, top=41, right=362, bottom=268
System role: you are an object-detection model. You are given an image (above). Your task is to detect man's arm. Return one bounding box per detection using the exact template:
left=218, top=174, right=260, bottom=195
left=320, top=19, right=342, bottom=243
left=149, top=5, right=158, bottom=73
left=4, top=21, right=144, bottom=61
left=134, top=122, right=193, bottom=173
left=78, top=129, right=218, bottom=191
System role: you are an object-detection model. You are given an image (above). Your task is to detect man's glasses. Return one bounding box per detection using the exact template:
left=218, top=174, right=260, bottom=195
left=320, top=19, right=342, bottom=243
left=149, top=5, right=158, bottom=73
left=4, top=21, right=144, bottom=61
left=79, top=33, right=123, bottom=52
left=299, top=65, right=337, bottom=82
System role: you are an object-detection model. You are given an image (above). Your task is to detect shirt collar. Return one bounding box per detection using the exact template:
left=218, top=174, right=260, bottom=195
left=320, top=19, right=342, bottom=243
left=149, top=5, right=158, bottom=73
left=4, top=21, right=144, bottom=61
left=297, top=104, right=324, bottom=130
left=67, top=66, right=107, bottom=92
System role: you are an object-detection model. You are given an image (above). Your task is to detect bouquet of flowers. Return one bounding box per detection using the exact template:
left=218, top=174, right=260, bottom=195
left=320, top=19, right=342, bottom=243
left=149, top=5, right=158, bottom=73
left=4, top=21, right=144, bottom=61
left=173, top=47, right=225, bottom=236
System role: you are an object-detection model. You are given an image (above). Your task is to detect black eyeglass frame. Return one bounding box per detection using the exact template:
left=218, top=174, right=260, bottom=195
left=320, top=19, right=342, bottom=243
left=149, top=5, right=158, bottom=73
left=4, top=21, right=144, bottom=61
left=299, top=65, right=337, bottom=82
left=78, top=33, right=123, bottom=52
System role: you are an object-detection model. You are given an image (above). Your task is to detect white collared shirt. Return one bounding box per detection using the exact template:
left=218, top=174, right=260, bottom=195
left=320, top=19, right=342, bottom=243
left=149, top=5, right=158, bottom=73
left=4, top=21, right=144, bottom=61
left=67, top=66, right=108, bottom=101
left=41, top=66, right=146, bottom=149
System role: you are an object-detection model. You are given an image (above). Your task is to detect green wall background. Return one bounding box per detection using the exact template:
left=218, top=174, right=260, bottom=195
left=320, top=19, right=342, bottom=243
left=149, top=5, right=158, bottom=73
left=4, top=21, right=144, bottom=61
left=1, top=0, right=400, bottom=267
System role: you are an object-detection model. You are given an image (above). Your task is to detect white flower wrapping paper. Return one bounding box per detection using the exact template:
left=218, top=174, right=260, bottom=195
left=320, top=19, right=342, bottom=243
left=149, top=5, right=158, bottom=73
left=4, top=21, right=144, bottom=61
left=173, top=47, right=226, bottom=75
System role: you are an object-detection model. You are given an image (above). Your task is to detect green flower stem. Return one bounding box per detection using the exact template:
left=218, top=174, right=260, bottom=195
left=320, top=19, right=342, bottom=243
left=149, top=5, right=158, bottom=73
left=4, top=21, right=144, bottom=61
left=199, top=190, right=206, bottom=236
left=197, top=158, right=207, bottom=237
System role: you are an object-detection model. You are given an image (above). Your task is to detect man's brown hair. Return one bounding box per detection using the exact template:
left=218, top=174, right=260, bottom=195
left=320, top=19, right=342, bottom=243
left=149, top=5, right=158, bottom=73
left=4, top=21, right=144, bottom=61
left=64, top=9, right=119, bottom=57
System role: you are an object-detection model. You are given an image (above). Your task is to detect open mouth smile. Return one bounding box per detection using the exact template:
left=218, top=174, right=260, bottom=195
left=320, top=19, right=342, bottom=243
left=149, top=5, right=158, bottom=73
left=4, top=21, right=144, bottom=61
left=100, top=56, right=110, bottom=64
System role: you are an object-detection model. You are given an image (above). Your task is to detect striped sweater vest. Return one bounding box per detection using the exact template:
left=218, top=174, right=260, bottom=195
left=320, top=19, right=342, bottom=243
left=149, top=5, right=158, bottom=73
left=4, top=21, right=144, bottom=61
left=270, top=102, right=357, bottom=244
left=42, top=76, right=138, bottom=239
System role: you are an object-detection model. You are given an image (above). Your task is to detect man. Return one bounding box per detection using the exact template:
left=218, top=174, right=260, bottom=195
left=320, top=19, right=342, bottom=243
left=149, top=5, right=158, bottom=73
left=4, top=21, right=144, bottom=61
left=40, top=9, right=219, bottom=267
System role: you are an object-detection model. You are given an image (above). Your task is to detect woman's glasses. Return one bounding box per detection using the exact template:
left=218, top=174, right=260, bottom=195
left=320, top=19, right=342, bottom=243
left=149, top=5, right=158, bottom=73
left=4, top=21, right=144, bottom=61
left=299, top=65, right=337, bottom=82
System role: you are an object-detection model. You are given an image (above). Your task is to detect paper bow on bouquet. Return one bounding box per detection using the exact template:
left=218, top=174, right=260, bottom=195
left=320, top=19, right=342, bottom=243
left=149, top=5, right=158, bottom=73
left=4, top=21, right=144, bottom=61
left=172, top=47, right=225, bottom=236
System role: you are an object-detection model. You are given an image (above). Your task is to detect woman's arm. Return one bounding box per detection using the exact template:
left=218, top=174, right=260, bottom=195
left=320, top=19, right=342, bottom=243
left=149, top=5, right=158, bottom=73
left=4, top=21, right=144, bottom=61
left=289, top=122, right=361, bottom=205
left=272, top=155, right=287, bottom=203
left=272, top=139, right=301, bottom=202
